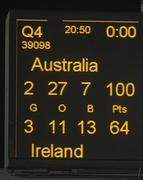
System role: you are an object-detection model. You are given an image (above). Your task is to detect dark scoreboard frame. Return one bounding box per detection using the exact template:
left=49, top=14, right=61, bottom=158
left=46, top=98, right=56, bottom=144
left=4, top=10, right=143, bottom=177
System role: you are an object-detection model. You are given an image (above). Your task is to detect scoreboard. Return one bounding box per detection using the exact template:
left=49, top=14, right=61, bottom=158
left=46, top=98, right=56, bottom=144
left=5, top=10, right=143, bottom=177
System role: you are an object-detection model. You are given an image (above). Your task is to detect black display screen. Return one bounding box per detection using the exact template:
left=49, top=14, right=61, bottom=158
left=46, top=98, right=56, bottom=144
left=5, top=11, right=143, bottom=172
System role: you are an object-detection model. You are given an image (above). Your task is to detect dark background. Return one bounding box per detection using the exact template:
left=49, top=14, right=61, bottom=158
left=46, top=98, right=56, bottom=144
left=0, top=0, right=142, bottom=176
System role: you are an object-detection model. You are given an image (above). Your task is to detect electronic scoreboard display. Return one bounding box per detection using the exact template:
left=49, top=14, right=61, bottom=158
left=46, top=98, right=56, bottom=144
left=5, top=10, right=143, bottom=177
